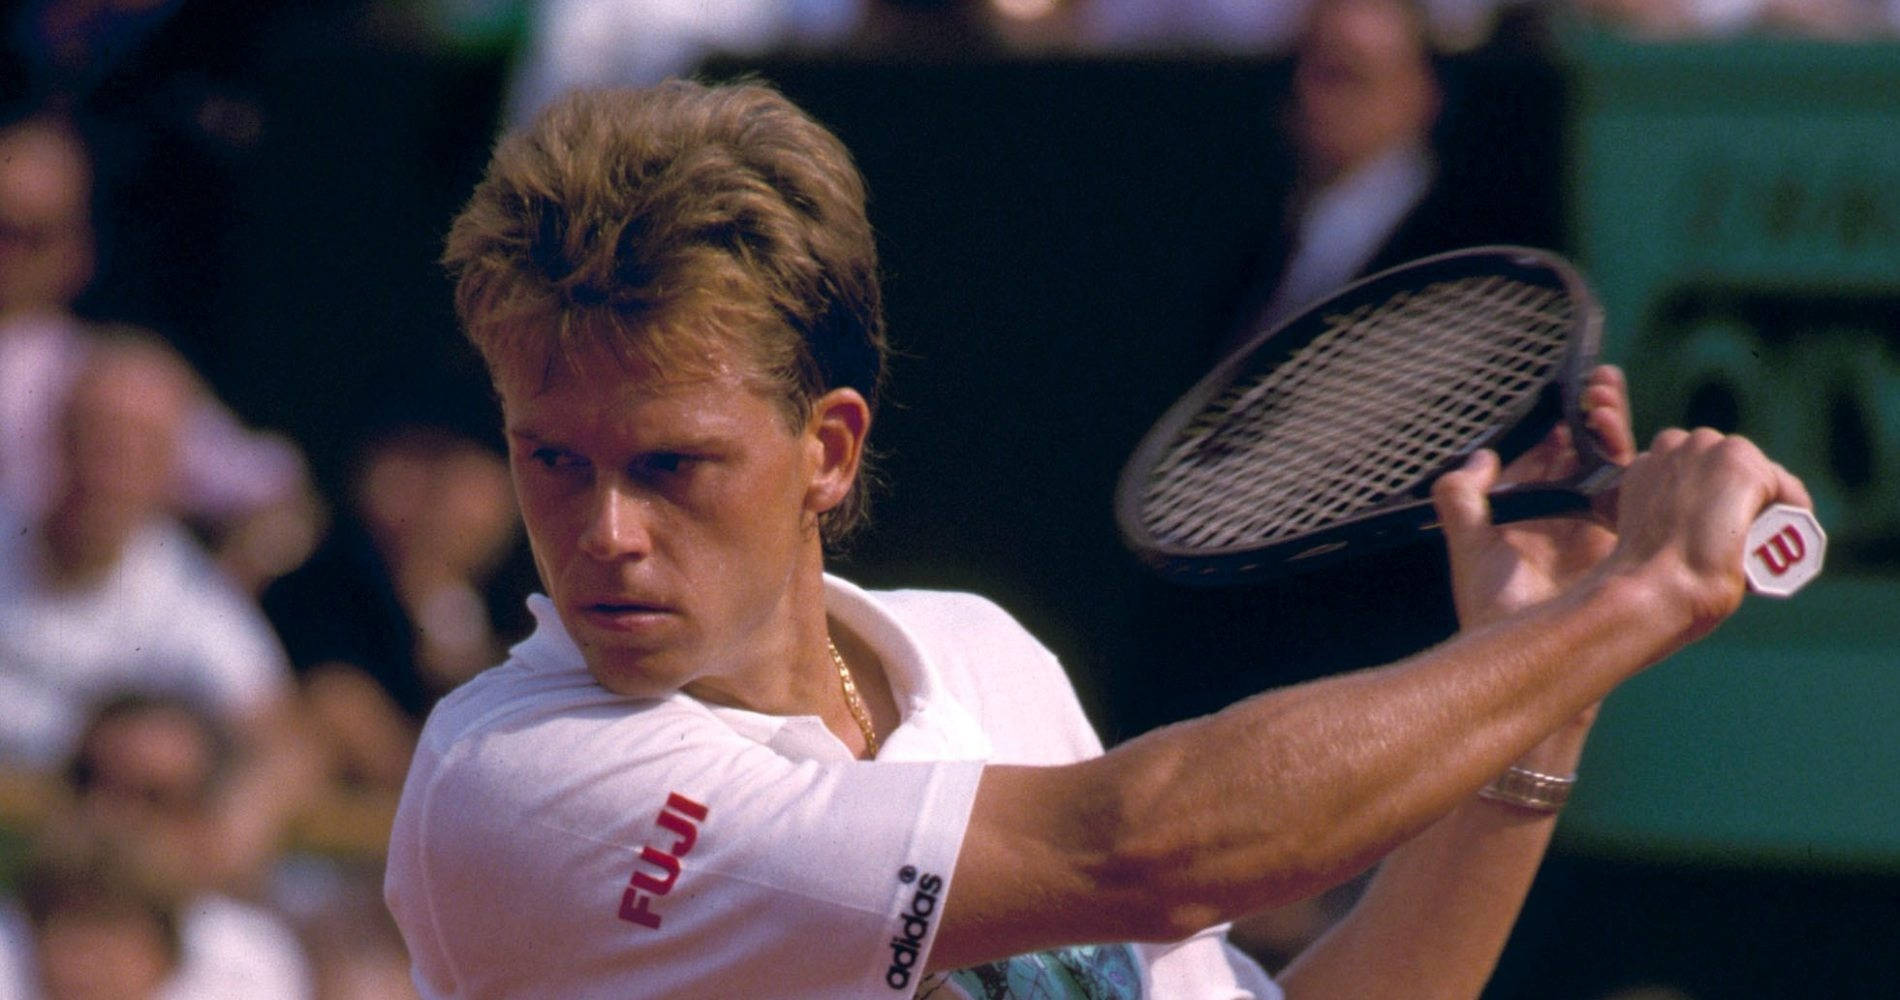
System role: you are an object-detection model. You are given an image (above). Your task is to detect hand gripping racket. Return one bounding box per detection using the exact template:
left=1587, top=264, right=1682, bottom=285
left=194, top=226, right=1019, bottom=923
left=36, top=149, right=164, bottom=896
left=1114, top=246, right=1824, bottom=596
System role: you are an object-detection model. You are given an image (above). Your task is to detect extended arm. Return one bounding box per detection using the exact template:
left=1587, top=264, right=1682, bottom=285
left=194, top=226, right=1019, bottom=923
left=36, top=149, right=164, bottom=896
left=936, top=564, right=1671, bottom=971
left=934, top=414, right=1806, bottom=979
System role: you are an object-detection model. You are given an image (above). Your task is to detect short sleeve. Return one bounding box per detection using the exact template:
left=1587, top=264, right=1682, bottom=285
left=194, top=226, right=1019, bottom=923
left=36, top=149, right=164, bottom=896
left=387, top=697, right=983, bottom=999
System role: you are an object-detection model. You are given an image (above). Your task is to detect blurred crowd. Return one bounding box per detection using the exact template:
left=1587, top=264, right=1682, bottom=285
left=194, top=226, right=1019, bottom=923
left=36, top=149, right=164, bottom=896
left=486, top=0, right=1900, bottom=125
left=0, top=0, right=1887, bottom=998
left=0, top=80, right=524, bottom=997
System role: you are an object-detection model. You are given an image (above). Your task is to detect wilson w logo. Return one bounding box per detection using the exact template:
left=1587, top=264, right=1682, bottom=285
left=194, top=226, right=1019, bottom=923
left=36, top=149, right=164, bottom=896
left=1752, top=524, right=1808, bottom=576
left=618, top=792, right=708, bottom=930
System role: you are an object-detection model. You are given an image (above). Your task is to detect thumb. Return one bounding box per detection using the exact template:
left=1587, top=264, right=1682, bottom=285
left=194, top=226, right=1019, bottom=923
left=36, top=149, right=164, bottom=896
left=1433, top=449, right=1501, bottom=546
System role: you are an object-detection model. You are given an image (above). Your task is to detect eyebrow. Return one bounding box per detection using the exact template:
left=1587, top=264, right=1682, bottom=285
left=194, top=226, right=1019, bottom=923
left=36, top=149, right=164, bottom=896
left=504, top=424, right=737, bottom=454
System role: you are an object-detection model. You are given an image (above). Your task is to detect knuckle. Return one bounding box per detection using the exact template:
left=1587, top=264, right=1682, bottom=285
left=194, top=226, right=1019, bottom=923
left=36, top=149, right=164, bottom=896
left=1686, top=426, right=1726, bottom=447
left=1650, top=427, right=1689, bottom=450
left=1711, top=434, right=1765, bottom=470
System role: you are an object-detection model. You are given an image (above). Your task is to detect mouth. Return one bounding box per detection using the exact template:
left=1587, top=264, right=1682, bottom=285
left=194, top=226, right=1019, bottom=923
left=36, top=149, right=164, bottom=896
left=572, top=599, right=677, bottom=633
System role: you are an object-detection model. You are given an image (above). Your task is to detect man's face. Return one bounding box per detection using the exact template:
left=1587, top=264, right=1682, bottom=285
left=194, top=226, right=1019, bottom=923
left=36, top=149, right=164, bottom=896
left=499, top=349, right=826, bottom=698
left=1292, top=0, right=1438, bottom=183
left=0, top=124, right=93, bottom=315
left=71, top=710, right=215, bottom=883
left=56, top=353, right=189, bottom=536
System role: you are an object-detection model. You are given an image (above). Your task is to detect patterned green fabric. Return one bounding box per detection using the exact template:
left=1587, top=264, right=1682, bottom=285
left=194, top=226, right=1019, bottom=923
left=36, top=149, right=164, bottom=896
left=920, top=943, right=1142, bottom=999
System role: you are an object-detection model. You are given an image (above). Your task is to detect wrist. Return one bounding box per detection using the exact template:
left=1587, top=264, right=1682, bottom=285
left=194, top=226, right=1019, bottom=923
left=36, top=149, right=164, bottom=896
left=1478, top=766, right=1575, bottom=815
left=1509, top=738, right=1587, bottom=785
left=1593, top=546, right=1730, bottom=648
left=1559, top=563, right=1702, bottom=669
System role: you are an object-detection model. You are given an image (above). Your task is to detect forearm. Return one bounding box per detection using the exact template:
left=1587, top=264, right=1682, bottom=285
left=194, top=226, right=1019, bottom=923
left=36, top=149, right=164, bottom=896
left=943, top=568, right=1684, bottom=967
left=1107, top=570, right=1669, bottom=913
left=1275, top=717, right=1591, bottom=999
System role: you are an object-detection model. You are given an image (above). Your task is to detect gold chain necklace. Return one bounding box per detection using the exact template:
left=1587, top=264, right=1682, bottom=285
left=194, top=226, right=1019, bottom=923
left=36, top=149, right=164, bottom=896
left=828, top=636, right=879, bottom=758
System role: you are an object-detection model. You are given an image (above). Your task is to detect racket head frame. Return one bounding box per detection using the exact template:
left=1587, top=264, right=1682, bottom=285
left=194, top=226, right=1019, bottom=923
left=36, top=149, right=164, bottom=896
left=1116, top=245, right=1605, bottom=586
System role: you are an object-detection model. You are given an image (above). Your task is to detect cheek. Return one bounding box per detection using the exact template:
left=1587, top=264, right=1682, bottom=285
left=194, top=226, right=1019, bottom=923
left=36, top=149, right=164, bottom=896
left=513, top=488, right=576, bottom=583
left=736, top=469, right=818, bottom=549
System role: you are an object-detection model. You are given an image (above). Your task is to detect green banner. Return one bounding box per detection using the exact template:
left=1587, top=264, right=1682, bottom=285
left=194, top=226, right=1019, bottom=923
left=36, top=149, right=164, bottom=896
left=1561, top=30, right=1900, bottom=868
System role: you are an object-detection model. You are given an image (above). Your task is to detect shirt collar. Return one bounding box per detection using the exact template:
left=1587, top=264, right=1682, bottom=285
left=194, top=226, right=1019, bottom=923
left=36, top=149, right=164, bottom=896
left=514, top=580, right=994, bottom=763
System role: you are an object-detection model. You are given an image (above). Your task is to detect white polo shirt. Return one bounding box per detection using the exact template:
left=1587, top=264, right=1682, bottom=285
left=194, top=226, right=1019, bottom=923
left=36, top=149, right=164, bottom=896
left=386, top=576, right=1281, bottom=999
left=0, top=512, right=294, bottom=767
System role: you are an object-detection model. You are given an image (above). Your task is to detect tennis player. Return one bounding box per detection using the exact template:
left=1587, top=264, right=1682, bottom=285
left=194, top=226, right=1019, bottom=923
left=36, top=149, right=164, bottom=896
left=385, top=79, right=1811, bottom=999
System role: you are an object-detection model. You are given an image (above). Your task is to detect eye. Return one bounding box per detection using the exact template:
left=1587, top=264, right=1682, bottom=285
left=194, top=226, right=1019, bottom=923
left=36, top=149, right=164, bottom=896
left=638, top=453, right=694, bottom=476
left=529, top=447, right=588, bottom=472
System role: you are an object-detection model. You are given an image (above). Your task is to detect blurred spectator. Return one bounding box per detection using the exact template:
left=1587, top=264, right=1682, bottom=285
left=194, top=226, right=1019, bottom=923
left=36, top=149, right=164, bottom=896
left=3, top=0, right=280, bottom=340
left=1136, top=0, right=1563, bottom=968
left=837, top=0, right=1016, bottom=57
left=1074, top=0, right=1312, bottom=53
left=2, top=834, right=184, bottom=1000
left=0, top=112, right=323, bottom=594
left=501, top=0, right=865, bottom=125
left=1221, top=0, right=1491, bottom=348
left=0, top=331, right=318, bottom=891
left=9, top=693, right=318, bottom=1000
left=1573, top=0, right=1886, bottom=38
left=4, top=0, right=192, bottom=108
left=269, top=855, right=421, bottom=1000
left=1074, top=0, right=1534, bottom=55
left=1198, top=0, right=1561, bottom=358
left=262, top=425, right=522, bottom=795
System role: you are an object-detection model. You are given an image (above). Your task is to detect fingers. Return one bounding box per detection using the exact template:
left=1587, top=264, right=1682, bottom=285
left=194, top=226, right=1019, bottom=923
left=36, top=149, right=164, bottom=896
left=1432, top=448, right=1501, bottom=542
left=1498, top=423, right=1571, bottom=487
left=1500, top=366, right=1631, bottom=489
left=1658, top=425, right=1816, bottom=511
left=1581, top=365, right=1636, bottom=466
left=1620, top=426, right=1816, bottom=578
left=1771, top=459, right=1812, bottom=512
left=1583, top=363, right=1626, bottom=399
left=1642, top=426, right=1774, bottom=496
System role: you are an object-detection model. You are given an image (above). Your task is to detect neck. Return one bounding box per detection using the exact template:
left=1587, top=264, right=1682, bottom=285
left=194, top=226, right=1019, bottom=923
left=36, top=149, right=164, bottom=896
left=680, top=561, right=896, bottom=758
left=39, top=505, right=133, bottom=590
left=826, top=621, right=896, bottom=759
left=681, top=545, right=836, bottom=716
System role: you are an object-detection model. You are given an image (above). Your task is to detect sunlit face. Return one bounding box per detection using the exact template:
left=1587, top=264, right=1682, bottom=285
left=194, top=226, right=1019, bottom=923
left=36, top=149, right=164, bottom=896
left=498, top=348, right=832, bottom=699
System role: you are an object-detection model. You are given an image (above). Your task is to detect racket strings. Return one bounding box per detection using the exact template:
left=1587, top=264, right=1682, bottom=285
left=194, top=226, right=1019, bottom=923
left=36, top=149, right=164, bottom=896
left=1142, top=275, right=1573, bottom=551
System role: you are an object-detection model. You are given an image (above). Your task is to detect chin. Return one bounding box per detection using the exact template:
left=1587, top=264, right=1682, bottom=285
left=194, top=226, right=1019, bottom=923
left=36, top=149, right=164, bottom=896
left=577, top=644, right=689, bottom=700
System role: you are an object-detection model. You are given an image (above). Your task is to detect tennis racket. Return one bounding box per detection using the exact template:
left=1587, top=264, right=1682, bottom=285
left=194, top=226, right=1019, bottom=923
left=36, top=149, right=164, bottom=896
left=1114, top=246, right=1824, bottom=597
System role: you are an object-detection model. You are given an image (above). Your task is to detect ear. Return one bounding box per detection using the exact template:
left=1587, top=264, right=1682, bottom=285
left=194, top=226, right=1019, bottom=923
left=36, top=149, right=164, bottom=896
left=803, top=387, right=870, bottom=516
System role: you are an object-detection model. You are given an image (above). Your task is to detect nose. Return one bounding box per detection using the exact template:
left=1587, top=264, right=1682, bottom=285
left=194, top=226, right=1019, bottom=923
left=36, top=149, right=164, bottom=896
left=577, top=482, right=653, bottom=562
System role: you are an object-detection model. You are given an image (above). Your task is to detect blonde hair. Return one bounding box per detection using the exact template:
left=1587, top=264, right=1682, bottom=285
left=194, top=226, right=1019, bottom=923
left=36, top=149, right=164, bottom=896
left=443, top=80, right=887, bottom=543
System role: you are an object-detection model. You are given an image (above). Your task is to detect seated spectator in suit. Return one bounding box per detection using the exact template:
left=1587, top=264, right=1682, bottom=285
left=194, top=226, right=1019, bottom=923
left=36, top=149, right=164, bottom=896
left=1221, top=0, right=1561, bottom=354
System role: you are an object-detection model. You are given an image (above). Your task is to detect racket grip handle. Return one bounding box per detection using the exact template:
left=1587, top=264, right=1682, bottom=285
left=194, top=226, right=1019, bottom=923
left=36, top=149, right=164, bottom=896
left=1742, top=503, right=1825, bottom=598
